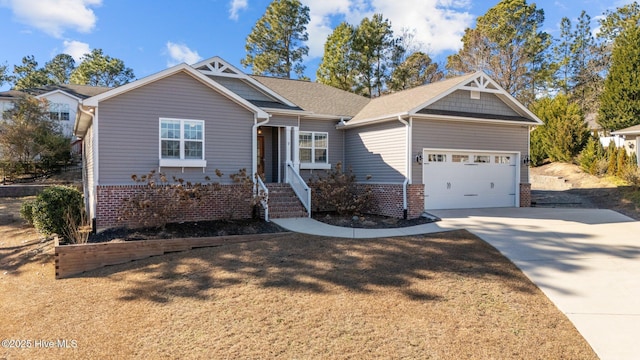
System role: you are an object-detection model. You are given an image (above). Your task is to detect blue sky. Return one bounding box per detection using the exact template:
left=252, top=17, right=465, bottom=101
left=0, top=0, right=634, bottom=91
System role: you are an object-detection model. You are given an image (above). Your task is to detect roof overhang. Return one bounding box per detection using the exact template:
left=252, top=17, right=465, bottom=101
left=82, top=63, right=269, bottom=120
left=74, top=104, right=94, bottom=138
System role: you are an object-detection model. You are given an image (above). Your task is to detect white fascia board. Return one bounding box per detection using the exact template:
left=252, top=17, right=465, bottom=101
left=192, top=56, right=297, bottom=108
left=341, top=112, right=409, bottom=129
left=263, top=108, right=314, bottom=117
left=82, top=63, right=269, bottom=120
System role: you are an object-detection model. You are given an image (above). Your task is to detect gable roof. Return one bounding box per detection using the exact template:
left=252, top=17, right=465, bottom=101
left=251, top=75, right=370, bottom=118
left=27, top=84, right=111, bottom=100
left=345, top=71, right=543, bottom=127
left=0, top=85, right=111, bottom=102
left=192, top=56, right=297, bottom=108
left=81, top=63, right=269, bottom=119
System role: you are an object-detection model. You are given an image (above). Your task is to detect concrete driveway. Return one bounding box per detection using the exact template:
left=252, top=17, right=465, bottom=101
left=430, top=207, right=640, bottom=360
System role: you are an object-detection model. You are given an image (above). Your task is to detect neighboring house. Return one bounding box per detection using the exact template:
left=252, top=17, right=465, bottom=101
left=74, top=56, right=543, bottom=230
left=612, top=125, right=640, bottom=166
left=0, top=84, right=111, bottom=138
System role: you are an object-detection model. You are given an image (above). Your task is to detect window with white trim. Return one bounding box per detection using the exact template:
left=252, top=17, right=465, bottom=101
left=159, top=118, right=206, bottom=167
left=49, top=103, right=70, bottom=121
left=299, top=131, right=328, bottom=165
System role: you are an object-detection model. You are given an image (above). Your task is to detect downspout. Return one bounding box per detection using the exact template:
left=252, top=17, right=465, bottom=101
left=252, top=114, right=270, bottom=183
left=78, top=104, right=96, bottom=232
left=397, top=116, right=410, bottom=219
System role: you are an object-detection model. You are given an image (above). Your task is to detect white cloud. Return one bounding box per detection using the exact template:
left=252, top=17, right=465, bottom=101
left=166, top=42, right=203, bottom=67
left=63, top=40, right=91, bottom=61
left=302, top=0, right=474, bottom=59
left=1, top=0, right=102, bottom=38
left=229, top=0, right=248, bottom=20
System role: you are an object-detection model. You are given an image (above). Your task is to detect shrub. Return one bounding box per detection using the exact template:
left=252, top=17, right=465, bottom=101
left=308, top=162, right=372, bottom=216
left=19, top=199, right=35, bottom=225
left=117, top=169, right=260, bottom=228
left=578, top=136, right=604, bottom=175
left=118, top=170, right=208, bottom=229
left=31, top=186, right=84, bottom=238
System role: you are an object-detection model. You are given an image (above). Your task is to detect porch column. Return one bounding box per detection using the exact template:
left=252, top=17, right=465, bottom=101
left=285, top=126, right=291, bottom=182
left=293, top=126, right=300, bottom=171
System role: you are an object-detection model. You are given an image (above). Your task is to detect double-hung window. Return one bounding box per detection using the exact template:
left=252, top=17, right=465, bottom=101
left=299, top=131, right=330, bottom=169
left=49, top=103, right=70, bottom=121
left=159, top=118, right=206, bottom=168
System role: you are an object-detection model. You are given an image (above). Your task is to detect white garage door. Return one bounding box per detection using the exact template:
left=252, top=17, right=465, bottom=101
left=423, top=149, right=518, bottom=210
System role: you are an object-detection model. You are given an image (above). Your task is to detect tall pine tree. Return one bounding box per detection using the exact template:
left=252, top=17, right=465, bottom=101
left=598, top=19, right=640, bottom=131
left=241, top=0, right=309, bottom=79
left=316, top=22, right=357, bottom=91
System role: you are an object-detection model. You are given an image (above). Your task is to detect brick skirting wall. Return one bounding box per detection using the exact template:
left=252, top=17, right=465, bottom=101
left=96, top=184, right=254, bottom=229
left=360, top=183, right=424, bottom=219
left=310, top=183, right=424, bottom=220
left=520, top=183, right=532, bottom=207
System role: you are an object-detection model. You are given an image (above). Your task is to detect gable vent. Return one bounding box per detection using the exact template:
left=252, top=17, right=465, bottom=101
left=470, top=90, right=480, bottom=100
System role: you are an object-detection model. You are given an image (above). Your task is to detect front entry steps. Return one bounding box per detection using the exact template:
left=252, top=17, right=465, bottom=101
left=266, top=183, right=308, bottom=219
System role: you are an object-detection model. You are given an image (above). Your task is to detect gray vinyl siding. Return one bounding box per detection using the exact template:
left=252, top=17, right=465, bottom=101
left=208, top=76, right=273, bottom=102
left=299, top=118, right=345, bottom=180
left=345, top=121, right=407, bottom=183
left=269, top=115, right=298, bottom=127
left=97, top=72, right=255, bottom=185
left=411, top=119, right=529, bottom=184
left=427, top=90, right=520, bottom=117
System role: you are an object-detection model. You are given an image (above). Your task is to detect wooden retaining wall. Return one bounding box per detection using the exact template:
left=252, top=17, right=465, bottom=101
left=54, top=233, right=286, bottom=279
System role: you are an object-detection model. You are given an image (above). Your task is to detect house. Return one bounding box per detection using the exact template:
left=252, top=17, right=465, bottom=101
left=0, top=84, right=111, bottom=138
left=612, top=125, right=640, bottom=166
left=74, top=56, right=542, bottom=230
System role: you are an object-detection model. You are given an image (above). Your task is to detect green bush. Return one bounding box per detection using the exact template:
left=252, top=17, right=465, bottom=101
left=31, top=186, right=84, bottom=237
left=19, top=199, right=35, bottom=225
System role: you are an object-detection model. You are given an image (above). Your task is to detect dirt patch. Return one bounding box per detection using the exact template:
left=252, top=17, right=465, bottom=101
left=531, top=162, right=640, bottom=220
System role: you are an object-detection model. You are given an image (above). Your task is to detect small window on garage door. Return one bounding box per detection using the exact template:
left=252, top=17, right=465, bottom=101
left=452, top=154, right=469, bottom=163
left=495, top=155, right=514, bottom=165
left=474, top=155, right=490, bottom=163
left=427, top=153, right=446, bottom=162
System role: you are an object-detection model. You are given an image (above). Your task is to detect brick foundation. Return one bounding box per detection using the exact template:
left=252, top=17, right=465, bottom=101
left=520, top=183, right=531, bottom=207
left=310, top=182, right=424, bottom=220
left=96, top=184, right=254, bottom=229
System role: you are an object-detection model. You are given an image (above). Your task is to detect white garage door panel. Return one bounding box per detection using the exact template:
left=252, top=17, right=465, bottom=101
left=423, top=150, right=517, bottom=210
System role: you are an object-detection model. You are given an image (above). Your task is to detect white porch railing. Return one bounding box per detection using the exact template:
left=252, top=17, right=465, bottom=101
left=286, top=163, right=311, bottom=217
left=255, top=175, right=269, bottom=222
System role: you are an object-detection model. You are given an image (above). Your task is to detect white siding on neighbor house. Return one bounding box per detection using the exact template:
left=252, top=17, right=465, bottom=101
left=97, top=72, right=256, bottom=185
left=299, top=117, right=345, bottom=181
left=426, top=90, right=521, bottom=118
left=41, top=91, right=80, bottom=138
left=345, top=121, right=407, bottom=183
left=411, top=119, right=529, bottom=184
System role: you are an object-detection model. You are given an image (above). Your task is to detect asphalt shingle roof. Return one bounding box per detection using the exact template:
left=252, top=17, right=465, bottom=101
left=251, top=75, right=370, bottom=117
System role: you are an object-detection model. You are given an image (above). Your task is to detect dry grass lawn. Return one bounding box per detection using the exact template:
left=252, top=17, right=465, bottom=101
left=0, top=197, right=597, bottom=359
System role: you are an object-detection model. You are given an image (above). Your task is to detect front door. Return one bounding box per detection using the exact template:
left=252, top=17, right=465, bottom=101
left=257, top=135, right=265, bottom=179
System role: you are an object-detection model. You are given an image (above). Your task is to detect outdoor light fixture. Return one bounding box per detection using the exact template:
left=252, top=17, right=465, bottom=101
left=416, top=153, right=423, bottom=165
left=522, top=155, right=531, bottom=165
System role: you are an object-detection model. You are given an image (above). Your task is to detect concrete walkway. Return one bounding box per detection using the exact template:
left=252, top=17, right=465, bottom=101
left=273, top=208, right=640, bottom=360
